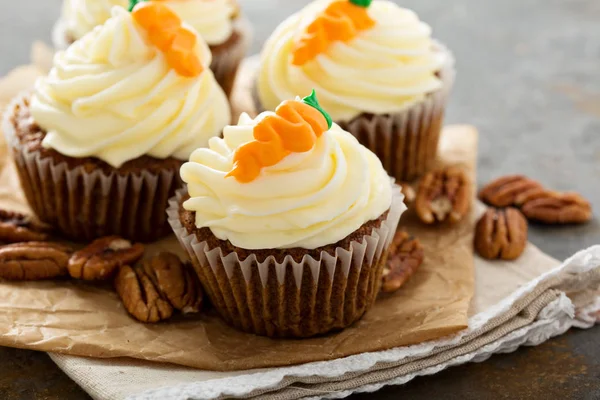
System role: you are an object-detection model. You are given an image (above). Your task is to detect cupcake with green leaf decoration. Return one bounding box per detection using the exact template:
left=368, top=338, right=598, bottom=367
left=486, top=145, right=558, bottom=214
left=256, top=0, right=455, bottom=182
left=168, top=90, right=406, bottom=338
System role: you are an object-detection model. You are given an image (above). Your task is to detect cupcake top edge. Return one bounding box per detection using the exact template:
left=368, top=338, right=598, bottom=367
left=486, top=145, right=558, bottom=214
left=60, top=0, right=129, bottom=41
left=31, top=5, right=231, bottom=168
left=60, top=0, right=238, bottom=46
left=258, top=0, right=450, bottom=122
left=180, top=91, right=394, bottom=251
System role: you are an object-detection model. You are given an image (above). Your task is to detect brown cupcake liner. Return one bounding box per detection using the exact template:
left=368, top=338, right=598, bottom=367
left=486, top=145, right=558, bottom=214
left=337, top=43, right=456, bottom=182
left=52, top=16, right=252, bottom=99
left=3, top=107, right=182, bottom=243
left=167, top=186, right=405, bottom=338
left=209, top=16, right=253, bottom=98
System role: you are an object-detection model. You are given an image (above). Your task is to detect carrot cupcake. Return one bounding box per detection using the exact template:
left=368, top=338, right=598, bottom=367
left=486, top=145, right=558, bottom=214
left=168, top=91, right=406, bottom=338
left=257, top=0, right=455, bottom=181
left=5, top=3, right=231, bottom=242
left=53, top=0, right=251, bottom=97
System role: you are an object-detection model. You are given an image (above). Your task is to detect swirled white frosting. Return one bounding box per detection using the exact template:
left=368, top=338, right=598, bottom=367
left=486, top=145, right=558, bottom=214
left=258, top=0, right=447, bottom=121
left=161, top=0, right=237, bottom=46
left=60, top=0, right=128, bottom=40
left=180, top=111, right=393, bottom=250
left=60, top=0, right=236, bottom=45
left=32, top=7, right=231, bottom=168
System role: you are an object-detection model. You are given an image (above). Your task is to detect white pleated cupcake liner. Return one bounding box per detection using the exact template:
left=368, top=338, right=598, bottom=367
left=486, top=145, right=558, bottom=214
left=3, top=94, right=182, bottom=242
left=167, top=185, right=406, bottom=337
left=337, top=41, right=456, bottom=182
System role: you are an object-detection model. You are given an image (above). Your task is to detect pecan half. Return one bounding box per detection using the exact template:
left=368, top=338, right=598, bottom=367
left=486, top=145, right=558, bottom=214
left=0, top=209, right=50, bottom=243
left=521, top=191, right=592, bottom=224
left=381, top=231, right=424, bottom=294
left=0, top=242, right=72, bottom=280
left=399, top=182, right=416, bottom=206
left=479, top=175, right=543, bottom=208
left=68, top=236, right=144, bottom=281
left=115, top=264, right=174, bottom=323
left=415, top=166, right=472, bottom=224
left=475, top=208, right=528, bottom=260
left=140, top=252, right=203, bottom=314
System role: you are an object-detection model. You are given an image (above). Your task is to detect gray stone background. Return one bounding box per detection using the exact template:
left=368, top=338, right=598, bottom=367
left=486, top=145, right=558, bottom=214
left=2, top=0, right=598, bottom=260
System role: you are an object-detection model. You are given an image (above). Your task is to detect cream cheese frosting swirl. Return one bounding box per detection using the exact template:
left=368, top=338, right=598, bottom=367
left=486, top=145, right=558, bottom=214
left=60, top=0, right=128, bottom=40
left=258, top=0, right=448, bottom=122
left=160, top=0, right=237, bottom=46
left=32, top=7, right=231, bottom=168
left=60, top=0, right=236, bottom=45
left=180, top=111, right=393, bottom=250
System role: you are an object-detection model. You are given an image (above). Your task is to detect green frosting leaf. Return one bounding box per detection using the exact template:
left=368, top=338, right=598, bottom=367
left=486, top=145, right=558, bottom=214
left=349, top=0, right=373, bottom=7
left=128, top=0, right=147, bottom=12
left=302, top=90, right=333, bottom=129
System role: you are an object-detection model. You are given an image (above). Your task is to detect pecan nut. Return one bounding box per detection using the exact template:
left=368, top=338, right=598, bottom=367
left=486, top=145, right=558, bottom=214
left=475, top=208, right=528, bottom=260
left=68, top=236, right=144, bottom=280
left=521, top=191, right=592, bottom=224
left=114, top=252, right=203, bottom=322
left=381, top=231, right=424, bottom=294
left=399, top=182, right=416, bottom=206
left=115, top=264, right=174, bottom=323
left=140, top=252, right=203, bottom=314
left=478, top=175, right=544, bottom=208
left=0, top=242, right=72, bottom=280
left=0, top=209, right=50, bottom=243
left=415, top=166, right=472, bottom=224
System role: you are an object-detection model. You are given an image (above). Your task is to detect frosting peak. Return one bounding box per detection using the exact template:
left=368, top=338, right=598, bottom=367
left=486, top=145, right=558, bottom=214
left=32, top=7, right=231, bottom=168
left=292, top=0, right=375, bottom=66
left=180, top=107, right=393, bottom=250
left=59, top=0, right=237, bottom=46
left=258, top=0, right=448, bottom=121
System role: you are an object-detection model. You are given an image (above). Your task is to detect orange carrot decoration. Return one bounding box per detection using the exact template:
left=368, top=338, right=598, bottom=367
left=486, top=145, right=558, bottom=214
left=131, top=1, right=203, bottom=77
left=292, top=0, right=375, bottom=66
left=226, top=91, right=333, bottom=183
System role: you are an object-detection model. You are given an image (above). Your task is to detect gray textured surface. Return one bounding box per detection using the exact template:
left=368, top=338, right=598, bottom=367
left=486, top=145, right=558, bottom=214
left=0, top=0, right=599, bottom=398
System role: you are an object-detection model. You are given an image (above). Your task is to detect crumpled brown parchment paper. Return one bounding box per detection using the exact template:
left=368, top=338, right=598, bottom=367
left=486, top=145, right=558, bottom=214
left=0, top=47, right=475, bottom=372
